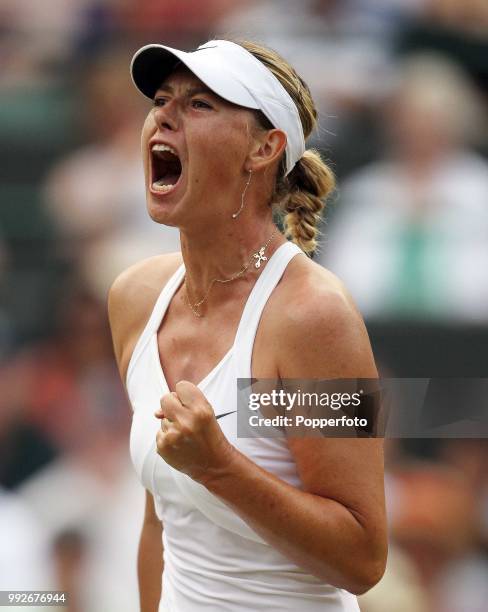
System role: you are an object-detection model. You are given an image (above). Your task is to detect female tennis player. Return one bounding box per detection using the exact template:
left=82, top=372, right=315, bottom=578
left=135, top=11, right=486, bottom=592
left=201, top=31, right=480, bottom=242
left=108, top=38, right=387, bottom=612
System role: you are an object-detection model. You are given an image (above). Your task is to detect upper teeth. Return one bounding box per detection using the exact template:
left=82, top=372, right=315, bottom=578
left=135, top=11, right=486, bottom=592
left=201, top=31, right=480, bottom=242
left=152, top=143, right=178, bottom=157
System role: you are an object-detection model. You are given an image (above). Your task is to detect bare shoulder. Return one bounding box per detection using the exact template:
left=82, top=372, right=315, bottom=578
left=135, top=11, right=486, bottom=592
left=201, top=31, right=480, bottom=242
left=108, top=251, right=183, bottom=383
left=269, top=253, right=377, bottom=379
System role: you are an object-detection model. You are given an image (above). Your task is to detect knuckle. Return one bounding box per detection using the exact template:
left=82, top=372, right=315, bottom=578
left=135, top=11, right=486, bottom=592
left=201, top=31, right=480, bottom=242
left=165, top=432, right=179, bottom=446
left=179, top=424, right=192, bottom=437
left=156, top=431, right=165, bottom=450
left=160, top=393, right=173, bottom=407
left=159, top=398, right=168, bottom=412
left=196, top=405, right=212, bottom=424
left=203, top=399, right=213, bottom=413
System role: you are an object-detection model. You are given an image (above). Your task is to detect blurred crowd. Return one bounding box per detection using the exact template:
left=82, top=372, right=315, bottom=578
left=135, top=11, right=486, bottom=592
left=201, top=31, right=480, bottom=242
left=0, top=1, right=487, bottom=611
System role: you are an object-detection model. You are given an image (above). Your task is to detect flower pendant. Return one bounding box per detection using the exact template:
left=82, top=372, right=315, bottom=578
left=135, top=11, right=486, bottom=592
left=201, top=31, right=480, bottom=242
left=254, top=247, right=268, bottom=268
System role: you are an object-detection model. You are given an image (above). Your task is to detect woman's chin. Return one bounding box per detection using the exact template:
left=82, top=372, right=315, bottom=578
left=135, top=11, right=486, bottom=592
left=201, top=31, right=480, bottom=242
left=147, top=193, right=178, bottom=225
left=147, top=177, right=186, bottom=222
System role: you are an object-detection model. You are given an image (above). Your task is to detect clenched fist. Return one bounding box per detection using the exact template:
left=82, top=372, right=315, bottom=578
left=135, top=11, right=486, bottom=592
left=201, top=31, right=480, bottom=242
left=154, top=380, right=235, bottom=483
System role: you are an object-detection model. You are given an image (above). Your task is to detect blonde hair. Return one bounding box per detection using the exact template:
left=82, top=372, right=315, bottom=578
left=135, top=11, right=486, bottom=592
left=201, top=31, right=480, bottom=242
left=220, top=37, right=336, bottom=255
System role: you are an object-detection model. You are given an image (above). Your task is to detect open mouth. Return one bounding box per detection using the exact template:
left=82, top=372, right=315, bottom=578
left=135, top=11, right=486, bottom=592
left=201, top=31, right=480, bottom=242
left=150, top=144, right=182, bottom=194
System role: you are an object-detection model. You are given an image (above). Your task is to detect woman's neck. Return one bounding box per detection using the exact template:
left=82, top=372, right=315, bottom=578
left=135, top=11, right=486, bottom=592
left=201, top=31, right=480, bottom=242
left=179, top=221, right=285, bottom=307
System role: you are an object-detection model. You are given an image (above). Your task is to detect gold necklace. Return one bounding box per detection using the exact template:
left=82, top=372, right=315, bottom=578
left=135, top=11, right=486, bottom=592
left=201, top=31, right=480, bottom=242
left=184, top=228, right=278, bottom=318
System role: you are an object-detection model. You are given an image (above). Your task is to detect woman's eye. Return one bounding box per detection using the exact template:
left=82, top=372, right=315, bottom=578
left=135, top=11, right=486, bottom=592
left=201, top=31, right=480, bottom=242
left=153, top=98, right=167, bottom=107
left=192, top=100, right=211, bottom=109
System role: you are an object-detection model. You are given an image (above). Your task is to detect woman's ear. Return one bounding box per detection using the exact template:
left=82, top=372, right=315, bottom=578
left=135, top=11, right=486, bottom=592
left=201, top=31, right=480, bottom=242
left=247, top=128, right=287, bottom=173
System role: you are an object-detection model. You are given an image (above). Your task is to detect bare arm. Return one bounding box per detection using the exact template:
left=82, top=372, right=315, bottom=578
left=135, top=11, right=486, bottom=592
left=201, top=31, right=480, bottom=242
left=138, top=490, right=163, bottom=612
left=162, top=277, right=387, bottom=595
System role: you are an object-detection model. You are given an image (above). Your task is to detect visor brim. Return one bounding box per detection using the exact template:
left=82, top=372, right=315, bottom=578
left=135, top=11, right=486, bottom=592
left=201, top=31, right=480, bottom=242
left=130, top=44, right=259, bottom=111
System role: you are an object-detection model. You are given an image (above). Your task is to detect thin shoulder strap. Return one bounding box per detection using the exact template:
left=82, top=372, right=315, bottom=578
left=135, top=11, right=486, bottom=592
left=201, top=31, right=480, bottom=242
left=126, top=263, right=185, bottom=385
left=233, top=240, right=304, bottom=379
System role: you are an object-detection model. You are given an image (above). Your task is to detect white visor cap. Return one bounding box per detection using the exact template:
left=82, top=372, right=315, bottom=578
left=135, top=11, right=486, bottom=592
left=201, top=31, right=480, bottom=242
left=130, top=39, right=306, bottom=176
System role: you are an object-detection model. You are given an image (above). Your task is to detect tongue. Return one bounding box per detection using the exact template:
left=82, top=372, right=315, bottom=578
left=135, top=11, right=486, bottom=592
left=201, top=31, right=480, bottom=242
left=155, top=173, right=180, bottom=187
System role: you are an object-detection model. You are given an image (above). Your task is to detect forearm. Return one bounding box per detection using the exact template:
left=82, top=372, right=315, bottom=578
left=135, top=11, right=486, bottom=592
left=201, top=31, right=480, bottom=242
left=138, top=520, right=164, bottom=612
left=197, top=447, right=385, bottom=594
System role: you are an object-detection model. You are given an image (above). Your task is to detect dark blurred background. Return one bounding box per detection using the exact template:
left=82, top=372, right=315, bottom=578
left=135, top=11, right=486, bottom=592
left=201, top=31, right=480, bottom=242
left=0, top=1, right=487, bottom=611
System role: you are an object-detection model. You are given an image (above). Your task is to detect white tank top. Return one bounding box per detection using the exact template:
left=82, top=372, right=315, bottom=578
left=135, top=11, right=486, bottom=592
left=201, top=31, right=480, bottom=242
left=127, top=240, right=360, bottom=612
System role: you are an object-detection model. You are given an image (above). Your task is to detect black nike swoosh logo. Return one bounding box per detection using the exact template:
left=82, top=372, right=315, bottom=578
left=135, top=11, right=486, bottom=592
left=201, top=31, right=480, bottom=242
left=216, top=410, right=237, bottom=420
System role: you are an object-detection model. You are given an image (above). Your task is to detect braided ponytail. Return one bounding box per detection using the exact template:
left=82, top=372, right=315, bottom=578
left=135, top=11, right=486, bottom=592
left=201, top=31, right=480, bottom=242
left=219, top=36, right=336, bottom=255
left=278, top=149, right=335, bottom=255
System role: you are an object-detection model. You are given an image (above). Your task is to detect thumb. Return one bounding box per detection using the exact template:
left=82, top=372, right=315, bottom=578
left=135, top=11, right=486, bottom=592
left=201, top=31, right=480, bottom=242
left=175, top=380, right=207, bottom=407
left=155, top=392, right=178, bottom=418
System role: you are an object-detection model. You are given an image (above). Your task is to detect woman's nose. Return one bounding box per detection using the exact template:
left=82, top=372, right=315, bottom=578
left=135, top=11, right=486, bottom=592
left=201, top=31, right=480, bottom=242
left=154, top=104, right=179, bottom=131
